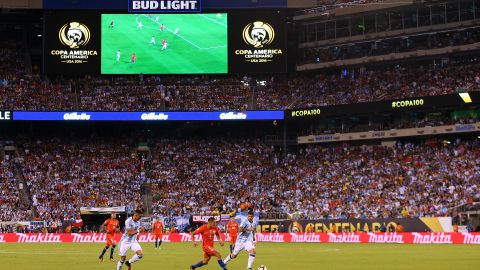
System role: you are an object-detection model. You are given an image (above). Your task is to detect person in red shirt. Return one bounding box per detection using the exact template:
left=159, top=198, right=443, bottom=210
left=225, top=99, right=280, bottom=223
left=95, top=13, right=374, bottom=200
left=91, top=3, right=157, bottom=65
left=190, top=217, right=227, bottom=270
left=161, top=39, right=168, bottom=51
left=226, top=214, right=239, bottom=253
left=152, top=218, right=164, bottom=249
left=99, top=213, right=120, bottom=262
left=131, top=53, right=136, bottom=63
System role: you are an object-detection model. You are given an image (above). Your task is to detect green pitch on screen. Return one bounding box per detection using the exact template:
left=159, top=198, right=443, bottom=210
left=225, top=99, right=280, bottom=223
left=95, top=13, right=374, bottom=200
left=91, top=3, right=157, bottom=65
left=101, top=14, right=228, bottom=74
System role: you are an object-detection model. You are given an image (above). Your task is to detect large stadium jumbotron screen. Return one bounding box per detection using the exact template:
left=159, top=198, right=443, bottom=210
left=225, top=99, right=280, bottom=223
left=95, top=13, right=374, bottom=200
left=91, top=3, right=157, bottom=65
left=44, top=11, right=286, bottom=75
left=101, top=13, right=228, bottom=74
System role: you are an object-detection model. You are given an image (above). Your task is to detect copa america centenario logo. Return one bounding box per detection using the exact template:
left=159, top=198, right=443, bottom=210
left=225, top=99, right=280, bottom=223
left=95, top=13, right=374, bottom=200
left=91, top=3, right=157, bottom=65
left=59, top=22, right=91, bottom=49
left=243, top=21, right=275, bottom=48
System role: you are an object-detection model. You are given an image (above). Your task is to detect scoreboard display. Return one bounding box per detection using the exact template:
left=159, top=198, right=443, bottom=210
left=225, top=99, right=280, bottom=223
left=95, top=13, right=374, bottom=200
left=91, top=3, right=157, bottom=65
left=43, top=10, right=287, bottom=75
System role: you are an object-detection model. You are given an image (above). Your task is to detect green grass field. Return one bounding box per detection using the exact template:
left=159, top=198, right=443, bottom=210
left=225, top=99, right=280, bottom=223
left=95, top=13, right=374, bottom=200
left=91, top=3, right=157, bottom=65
left=1, top=243, right=479, bottom=270
left=101, top=14, right=228, bottom=74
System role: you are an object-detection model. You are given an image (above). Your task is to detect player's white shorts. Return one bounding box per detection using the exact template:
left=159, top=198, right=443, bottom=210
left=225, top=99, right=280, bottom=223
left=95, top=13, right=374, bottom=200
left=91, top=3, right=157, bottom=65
left=119, top=241, right=142, bottom=256
left=232, top=240, right=255, bottom=255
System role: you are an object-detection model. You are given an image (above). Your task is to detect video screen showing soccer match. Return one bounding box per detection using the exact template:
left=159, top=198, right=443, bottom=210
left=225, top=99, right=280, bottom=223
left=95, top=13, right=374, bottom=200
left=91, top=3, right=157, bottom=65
left=101, top=13, right=228, bottom=74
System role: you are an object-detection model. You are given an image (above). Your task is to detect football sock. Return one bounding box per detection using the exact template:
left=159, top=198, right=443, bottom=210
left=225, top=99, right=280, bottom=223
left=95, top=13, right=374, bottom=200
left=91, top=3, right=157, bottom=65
left=159, top=239, right=162, bottom=247
left=100, top=246, right=108, bottom=258
left=110, top=244, right=116, bottom=258
left=217, top=259, right=226, bottom=269
left=247, top=254, right=255, bottom=269
left=223, top=255, right=232, bottom=264
left=192, top=261, right=206, bottom=269
left=117, top=260, right=124, bottom=270
left=128, top=254, right=142, bottom=264
left=229, top=244, right=233, bottom=253
left=155, top=239, right=158, bottom=248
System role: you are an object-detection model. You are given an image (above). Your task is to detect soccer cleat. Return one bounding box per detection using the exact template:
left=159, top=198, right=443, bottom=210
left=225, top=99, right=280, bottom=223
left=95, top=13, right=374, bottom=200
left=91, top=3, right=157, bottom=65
left=190, top=266, right=195, bottom=270
left=125, top=260, right=132, bottom=270
left=110, top=257, right=115, bottom=262
left=99, top=256, right=103, bottom=262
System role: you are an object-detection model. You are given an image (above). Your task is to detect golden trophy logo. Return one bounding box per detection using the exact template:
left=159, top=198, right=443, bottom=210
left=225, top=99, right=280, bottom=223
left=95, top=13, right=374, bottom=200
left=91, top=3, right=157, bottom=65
left=59, top=22, right=91, bottom=49
left=242, top=21, right=275, bottom=48
left=288, top=222, right=304, bottom=233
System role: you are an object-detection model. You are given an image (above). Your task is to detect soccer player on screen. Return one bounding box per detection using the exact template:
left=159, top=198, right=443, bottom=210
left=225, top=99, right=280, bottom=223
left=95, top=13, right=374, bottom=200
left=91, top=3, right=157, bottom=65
left=161, top=40, right=168, bottom=50
left=160, top=24, right=164, bottom=31
left=190, top=217, right=227, bottom=270
left=109, top=20, right=115, bottom=28
left=226, top=214, right=239, bottom=253
left=131, top=53, right=136, bottom=63
left=116, top=50, right=121, bottom=62
left=174, top=27, right=179, bottom=35
left=154, top=16, right=159, bottom=23
left=150, top=36, right=156, bottom=45
left=117, top=208, right=145, bottom=270
left=99, top=213, right=120, bottom=262
left=137, top=21, right=143, bottom=30
left=152, top=218, right=164, bottom=249
left=223, top=210, right=257, bottom=270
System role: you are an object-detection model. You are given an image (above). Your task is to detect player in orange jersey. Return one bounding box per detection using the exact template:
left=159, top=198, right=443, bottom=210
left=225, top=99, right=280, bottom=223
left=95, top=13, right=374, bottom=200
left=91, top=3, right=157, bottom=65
left=226, top=214, right=239, bottom=253
left=152, top=218, right=164, bottom=249
left=99, top=212, right=120, bottom=262
left=190, top=217, right=227, bottom=270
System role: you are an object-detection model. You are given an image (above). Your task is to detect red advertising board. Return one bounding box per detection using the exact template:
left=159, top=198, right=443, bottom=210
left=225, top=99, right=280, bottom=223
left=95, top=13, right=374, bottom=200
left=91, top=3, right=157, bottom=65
left=0, top=233, right=479, bottom=244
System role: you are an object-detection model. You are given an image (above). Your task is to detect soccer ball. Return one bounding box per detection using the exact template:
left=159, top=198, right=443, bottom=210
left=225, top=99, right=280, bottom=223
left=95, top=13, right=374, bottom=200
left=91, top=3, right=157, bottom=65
left=258, top=265, right=267, bottom=270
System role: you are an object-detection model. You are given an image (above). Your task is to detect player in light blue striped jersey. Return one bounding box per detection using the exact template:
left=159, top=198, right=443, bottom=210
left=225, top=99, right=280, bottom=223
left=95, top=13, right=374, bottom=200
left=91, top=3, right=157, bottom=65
left=117, top=207, right=145, bottom=270
left=223, top=210, right=257, bottom=270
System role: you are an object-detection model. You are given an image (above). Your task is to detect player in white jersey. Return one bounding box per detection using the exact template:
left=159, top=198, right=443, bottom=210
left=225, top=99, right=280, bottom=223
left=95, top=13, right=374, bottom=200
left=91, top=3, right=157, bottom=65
left=174, top=27, right=179, bottom=35
left=150, top=36, right=156, bottom=45
left=154, top=16, right=159, bottom=23
left=137, top=21, right=143, bottom=30
left=117, top=208, right=144, bottom=270
left=116, top=50, right=121, bottom=62
left=223, top=210, right=257, bottom=270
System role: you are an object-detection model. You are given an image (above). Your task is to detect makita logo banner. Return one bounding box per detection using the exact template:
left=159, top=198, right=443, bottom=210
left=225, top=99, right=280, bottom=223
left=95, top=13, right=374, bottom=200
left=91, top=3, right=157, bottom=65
left=368, top=233, right=404, bottom=243
left=0, top=233, right=479, bottom=244
left=16, top=233, right=62, bottom=243
left=462, top=233, right=480, bottom=244
left=411, top=233, right=453, bottom=244
left=71, top=233, right=106, bottom=243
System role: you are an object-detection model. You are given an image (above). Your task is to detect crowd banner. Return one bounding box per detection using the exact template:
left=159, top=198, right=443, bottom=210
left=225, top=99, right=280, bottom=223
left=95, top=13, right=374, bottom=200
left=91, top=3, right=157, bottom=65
left=259, top=218, right=453, bottom=233
left=0, top=233, right=479, bottom=244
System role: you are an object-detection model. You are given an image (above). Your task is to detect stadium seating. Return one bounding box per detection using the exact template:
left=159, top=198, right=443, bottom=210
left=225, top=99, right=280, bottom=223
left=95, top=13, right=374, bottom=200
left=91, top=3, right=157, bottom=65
left=1, top=62, right=480, bottom=111
left=19, top=139, right=143, bottom=222
left=2, top=137, right=478, bottom=225
left=0, top=157, right=30, bottom=221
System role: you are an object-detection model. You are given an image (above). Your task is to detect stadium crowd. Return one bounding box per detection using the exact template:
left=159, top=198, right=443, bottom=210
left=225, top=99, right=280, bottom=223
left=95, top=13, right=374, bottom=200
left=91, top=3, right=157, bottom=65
left=2, top=37, right=480, bottom=111
left=3, top=63, right=480, bottom=111
left=0, top=136, right=478, bottom=226
left=288, top=62, right=480, bottom=108
left=0, top=156, right=30, bottom=221
left=148, top=138, right=480, bottom=220
left=79, top=76, right=250, bottom=111
left=18, top=139, right=143, bottom=222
